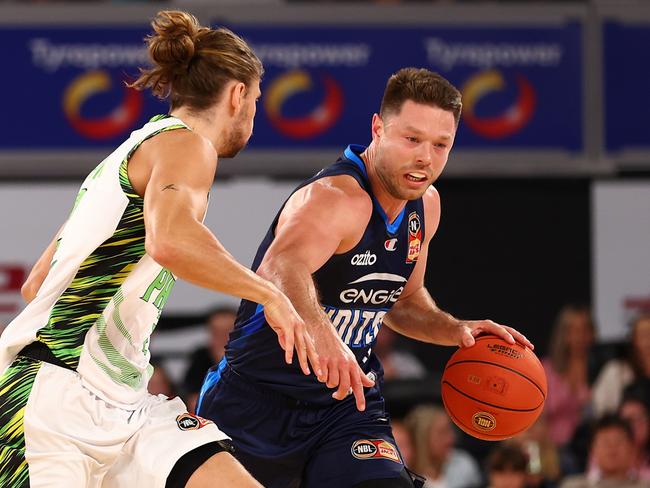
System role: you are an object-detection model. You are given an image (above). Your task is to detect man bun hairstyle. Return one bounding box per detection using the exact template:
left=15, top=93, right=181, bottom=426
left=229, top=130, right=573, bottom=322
left=129, top=10, right=263, bottom=111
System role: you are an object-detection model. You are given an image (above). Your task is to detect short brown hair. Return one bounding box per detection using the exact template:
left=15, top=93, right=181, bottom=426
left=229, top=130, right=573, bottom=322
left=129, top=10, right=263, bottom=111
left=487, top=444, right=528, bottom=473
left=380, top=68, right=462, bottom=126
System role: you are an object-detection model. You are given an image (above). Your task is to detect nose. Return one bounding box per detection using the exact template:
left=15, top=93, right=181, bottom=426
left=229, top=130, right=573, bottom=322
left=416, top=143, right=434, bottom=167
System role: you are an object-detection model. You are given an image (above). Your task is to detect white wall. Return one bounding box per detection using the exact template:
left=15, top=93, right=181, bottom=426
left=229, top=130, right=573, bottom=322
left=593, top=181, right=650, bottom=340
left=0, top=179, right=299, bottom=326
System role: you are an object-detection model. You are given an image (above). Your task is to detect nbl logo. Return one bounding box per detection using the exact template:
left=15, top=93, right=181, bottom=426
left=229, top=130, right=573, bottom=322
left=351, top=439, right=401, bottom=463
left=176, top=413, right=213, bottom=431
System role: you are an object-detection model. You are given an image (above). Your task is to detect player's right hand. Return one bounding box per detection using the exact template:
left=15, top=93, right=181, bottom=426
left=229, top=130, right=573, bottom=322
left=263, top=289, right=321, bottom=378
left=310, top=322, right=375, bottom=412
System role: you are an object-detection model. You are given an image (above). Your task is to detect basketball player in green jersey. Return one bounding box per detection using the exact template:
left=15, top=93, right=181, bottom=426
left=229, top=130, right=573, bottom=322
left=0, top=10, right=318, bottom=488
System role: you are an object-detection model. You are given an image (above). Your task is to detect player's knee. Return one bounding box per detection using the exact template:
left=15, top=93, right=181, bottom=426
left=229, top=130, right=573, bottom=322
left=166, top=440, right=235, bottom=488
left=352, top=467, right=424, bottom=488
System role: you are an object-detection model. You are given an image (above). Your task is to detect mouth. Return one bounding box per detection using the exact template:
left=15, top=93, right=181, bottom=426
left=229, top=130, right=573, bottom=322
left=404, top=171, right=429, bottom=184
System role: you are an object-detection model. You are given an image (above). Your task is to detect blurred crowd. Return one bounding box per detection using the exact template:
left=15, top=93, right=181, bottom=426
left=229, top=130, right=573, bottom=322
left=3, top=304, right=646, bottom=486
left=134, top=304, right=650, bottom=488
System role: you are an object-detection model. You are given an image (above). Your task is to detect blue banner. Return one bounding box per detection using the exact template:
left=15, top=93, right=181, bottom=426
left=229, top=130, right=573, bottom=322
left=0, top=27, right=167, bottom=149
left=604, top=22, right=650, bottom=152
left=0, top=24, right=582, bottom=152
left=231, top=23, right=583, bottom=151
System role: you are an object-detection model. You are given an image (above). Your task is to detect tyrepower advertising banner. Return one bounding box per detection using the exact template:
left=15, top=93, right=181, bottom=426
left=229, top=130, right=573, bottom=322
left=231, top=23, right=583, bottom=151
left=0, top=23, right=582, bottom=152
left=0, top=27, right=168, bottom=149
left=604, top=22, right=650, bottom=153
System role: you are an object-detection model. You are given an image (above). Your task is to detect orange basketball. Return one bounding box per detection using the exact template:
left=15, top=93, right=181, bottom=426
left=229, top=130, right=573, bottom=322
left=441, top=334, right=547, bottom=441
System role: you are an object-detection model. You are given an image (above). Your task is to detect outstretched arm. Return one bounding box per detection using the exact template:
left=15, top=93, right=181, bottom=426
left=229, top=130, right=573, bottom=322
left=383, top=187, right=533, bottom=349
left=141, top=130, right=318, bottom=373
left=257, top=176, right=376, bottom=411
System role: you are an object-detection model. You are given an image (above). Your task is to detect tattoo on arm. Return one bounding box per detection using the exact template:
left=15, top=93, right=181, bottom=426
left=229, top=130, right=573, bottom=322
left=162, top=184, right=179, bottom=192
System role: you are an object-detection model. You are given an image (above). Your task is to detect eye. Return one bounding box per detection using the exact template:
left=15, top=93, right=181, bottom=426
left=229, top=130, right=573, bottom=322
left=406, top=136, right=419, bottom=143
left=435, top=142, right=447, bottom=149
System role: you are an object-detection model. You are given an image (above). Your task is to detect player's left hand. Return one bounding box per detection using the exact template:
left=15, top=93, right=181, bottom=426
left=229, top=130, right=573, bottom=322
left=456, top=320, right=534, bottom=350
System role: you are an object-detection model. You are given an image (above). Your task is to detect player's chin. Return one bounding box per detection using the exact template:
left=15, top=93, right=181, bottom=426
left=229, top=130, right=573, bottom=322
left=399, top=177, right=433, bottom=200
left=398, top=186, right=429, bottom=201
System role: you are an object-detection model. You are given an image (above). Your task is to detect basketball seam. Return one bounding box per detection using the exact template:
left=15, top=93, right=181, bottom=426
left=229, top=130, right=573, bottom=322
left=444, top=359, right=546, bottom=399
left=441, top=380, right=544, bottom=412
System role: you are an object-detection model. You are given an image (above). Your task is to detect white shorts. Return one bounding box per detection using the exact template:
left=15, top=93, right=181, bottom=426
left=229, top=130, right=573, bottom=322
left=0, top=357, right=229, bottom=488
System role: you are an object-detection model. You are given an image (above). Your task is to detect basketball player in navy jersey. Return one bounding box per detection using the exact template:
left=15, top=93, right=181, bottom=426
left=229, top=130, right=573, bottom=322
left=197, top=68, right=533, bottom=488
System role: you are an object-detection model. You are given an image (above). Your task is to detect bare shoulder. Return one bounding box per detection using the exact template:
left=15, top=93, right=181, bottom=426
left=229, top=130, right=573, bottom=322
left=289, top=174, right=372, bottom=220
left=423, top=185, right=441, bottom=208
left=422, top=185, right=441, bottom=240
left=279, top=174, right=373, bottom=252
left=147, top=128, right=216, bottom=167
left=130, top=128, right=217, bottom=197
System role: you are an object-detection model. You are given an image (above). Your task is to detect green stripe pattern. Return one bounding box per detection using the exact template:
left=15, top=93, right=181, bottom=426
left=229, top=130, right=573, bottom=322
left=36, top=120, right=186, bottom=371
left=0, top=357, right=42, bottom=487
left=89, top=289, right=143, bottom=388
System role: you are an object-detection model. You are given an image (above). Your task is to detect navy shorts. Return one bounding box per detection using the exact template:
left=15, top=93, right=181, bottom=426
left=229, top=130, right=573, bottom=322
left=197, top=364, right=405, bottom=488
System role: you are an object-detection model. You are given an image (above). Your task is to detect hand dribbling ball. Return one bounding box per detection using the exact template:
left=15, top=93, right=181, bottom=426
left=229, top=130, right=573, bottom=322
left=441, top=335, right=547, bottom=441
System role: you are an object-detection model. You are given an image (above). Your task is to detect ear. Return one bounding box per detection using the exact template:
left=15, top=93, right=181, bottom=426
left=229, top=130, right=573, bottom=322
left=228, top=81, right=247, bottom=115
left=370, top=113, right=384, bottom=142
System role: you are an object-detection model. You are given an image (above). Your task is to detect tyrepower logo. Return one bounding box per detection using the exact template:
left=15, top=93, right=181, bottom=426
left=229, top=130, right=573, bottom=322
left=339, top=273, right=407, bottom=305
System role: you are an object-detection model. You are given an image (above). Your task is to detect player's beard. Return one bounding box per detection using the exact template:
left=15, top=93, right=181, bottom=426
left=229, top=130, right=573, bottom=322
left=220, top=111, right=251, bottom=158
left=376, top=160, right=430, bottom=201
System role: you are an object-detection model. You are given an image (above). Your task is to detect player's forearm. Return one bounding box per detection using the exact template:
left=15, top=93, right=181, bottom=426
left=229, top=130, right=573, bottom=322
left=257, top=254, right=331, bottom=329
left=21, top=223, right=65, bottom=303
left=146, top=221, right=276, bottom=305
left=383, top=287, right=462, bottom=345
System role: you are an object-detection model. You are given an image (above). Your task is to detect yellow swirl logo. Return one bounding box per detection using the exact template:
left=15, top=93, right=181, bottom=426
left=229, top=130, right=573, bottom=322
left=63, top=70, right=143, bottom=140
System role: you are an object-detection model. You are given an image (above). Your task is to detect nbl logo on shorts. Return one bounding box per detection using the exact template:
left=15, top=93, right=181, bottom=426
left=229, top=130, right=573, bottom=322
left=351, top=439, right=401, bottom=463
left=176, top=413, right=213, bottom=431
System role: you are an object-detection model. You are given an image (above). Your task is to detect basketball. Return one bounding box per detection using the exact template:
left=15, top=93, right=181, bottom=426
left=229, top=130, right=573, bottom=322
left=441, top=335, right=547, bottom=441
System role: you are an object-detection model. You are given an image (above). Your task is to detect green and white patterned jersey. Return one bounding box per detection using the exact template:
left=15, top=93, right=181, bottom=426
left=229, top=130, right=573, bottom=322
left=0, top=115, right=192, bottom=408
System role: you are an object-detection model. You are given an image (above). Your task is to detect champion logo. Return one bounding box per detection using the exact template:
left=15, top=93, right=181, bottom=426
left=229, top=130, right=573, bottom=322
left=384, top=238, right=398, bottom=251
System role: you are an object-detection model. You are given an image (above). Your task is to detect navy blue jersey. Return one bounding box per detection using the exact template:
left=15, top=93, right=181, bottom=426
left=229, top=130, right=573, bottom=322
left=217, top=144, right=425, bottom=405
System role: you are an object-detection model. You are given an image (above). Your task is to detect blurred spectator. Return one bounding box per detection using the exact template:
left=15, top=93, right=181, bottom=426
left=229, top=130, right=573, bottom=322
left=543, top=304, right=595, bottom=447
left=148, top=358, right=177, bottom=398
left=375, top=325, right=427, bottom=380
left=485, top=443, right=528, bottom=488
left=512, top=414, right=561, bottom=487
left=592, top=315, right=650, bottom=418
left=182, top=305, right=237, bottom=412
left=393, top=418, right=416, bottom=467
left=561, top=415, right=650, bottom=488
left=405, top=405, right=482, bottom=488
left=619, top=392, right=650, bottom=481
